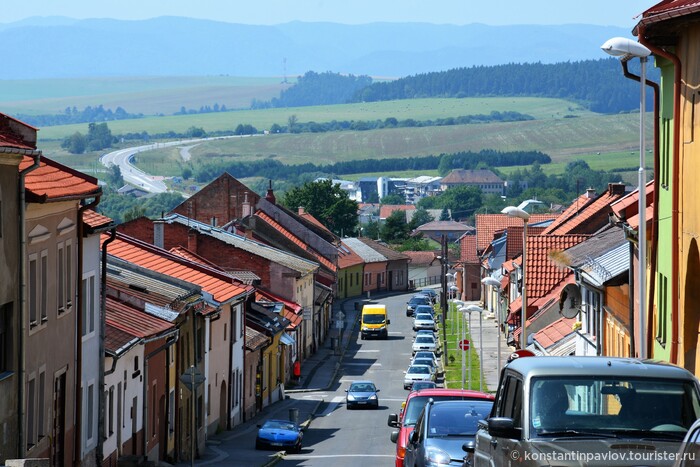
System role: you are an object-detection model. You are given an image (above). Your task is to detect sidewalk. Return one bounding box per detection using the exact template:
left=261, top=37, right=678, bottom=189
left=175, top=293, right=369, bottom=467
left=466, top=301, right=513, bottom=392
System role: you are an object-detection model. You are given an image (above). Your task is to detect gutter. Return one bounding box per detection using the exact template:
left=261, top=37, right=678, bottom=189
left=98, top=228, right=117, bottom=462
left=15, top=149, right=41, bottom=458
left=638, top=25, right=681, bottom=364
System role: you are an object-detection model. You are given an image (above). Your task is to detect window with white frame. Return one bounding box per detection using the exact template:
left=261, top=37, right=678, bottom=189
left=40, top=250, right=47, bottom=323
left=29, top=255, right=38, bottom=326
left=38, top=370, right=45, bottom=440
left=57, top=244, right=64, bottom=312
left=66, top=242, right=73, bottom=309
left=87, top=382, right=94, bottom=441
left=81, top=274, right=96, bottom=337
left=27, top=376, right=36, bottom=447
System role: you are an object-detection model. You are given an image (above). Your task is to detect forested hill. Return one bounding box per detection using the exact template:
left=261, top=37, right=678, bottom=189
left=351, top=59, right=657, bottom=113
left=259, top=59, right=658, bottom=114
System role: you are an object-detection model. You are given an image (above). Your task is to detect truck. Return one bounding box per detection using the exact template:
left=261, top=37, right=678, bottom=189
left=360, top=304, right=389, bottom=339
left=468, top=356, right=700, bottom=466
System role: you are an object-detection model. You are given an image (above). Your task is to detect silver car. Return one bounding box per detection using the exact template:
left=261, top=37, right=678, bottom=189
left=413, top=312, right=436, bottom=332
left=404, top=364, right=435, bottom=390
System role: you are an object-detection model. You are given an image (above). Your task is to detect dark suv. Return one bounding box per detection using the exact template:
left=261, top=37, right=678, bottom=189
left=404, top=399, right=493, bottom=467
left=407, top=295, right=432, bottom=316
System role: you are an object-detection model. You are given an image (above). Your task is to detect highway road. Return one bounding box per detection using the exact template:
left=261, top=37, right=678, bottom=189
left=99, top=135, right=254, bottom=193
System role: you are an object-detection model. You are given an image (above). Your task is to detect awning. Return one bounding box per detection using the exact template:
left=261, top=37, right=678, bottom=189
left=280, top=332, right=296, bottom=346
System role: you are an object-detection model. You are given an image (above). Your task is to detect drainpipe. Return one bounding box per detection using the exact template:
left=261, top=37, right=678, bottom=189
left=621, top=60, right=660, bottom=358
left=16, top=150, right=41, bottom=458
left=638, top=26, right=681, bottom=363
left=98, top=228, right=117, bottom=462
left=74, top=196, right=100, bottom=466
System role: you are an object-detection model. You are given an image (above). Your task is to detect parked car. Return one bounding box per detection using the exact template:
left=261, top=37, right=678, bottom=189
left=413, top=312, right=436, bottom=331
left=345, top=380, right=380, bottom=409
left=411, top=357, right=438, bottom=378
left=412, top=334, right=438, bottom=354
left=414, top=304, right=435, bottom=317
left=404, top=364, right=435, bottom=390
left=674, top=418, right=700, bottom=467
left=470, top=356, right=700, bottom=466
left=410, top=381, right=438, bottom=392
left=418, top=288, right=438, bottom=303
left=407, top=295, right=432, bottom=316
left=255, top=419, right=303, bottom=453
left=413, top=350, right=440, bottom=366
left=404, top=399, right=493, bottom=467
left=388, top=389, right=495, bottom=467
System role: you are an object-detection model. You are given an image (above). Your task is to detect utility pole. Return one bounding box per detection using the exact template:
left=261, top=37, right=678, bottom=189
left=440, top=235, right=448, bottom=353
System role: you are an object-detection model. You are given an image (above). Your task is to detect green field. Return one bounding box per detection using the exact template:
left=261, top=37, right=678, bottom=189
left=35, top=96, right=594, bottom=142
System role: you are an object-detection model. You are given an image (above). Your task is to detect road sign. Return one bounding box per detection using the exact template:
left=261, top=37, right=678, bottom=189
left=459, top=339, right=470, bottom=351
left=179, top=367, right=205, bottom=392
left=335, top=319, right=344, bottom=329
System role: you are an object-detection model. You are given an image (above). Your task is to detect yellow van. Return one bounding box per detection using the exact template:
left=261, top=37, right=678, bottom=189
left=361, top=304, right=390, bottom=340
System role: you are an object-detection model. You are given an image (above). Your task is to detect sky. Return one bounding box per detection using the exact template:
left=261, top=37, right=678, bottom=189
left=4, top=1, right=650, bottom=28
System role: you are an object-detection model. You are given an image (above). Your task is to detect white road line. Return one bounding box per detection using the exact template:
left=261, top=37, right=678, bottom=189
left=356, top=349, right=380, bottom=353
left=343, top=362, right=382, bottom=366
left=318, top=396, right=344, bottom=416
left=285, top=454, right=395, bottom=459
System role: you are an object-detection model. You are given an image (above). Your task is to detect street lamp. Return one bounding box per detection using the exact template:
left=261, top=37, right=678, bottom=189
left=458, top=306, right=472, bottom=390
left=466, top=304, right=484, bottom=392
left=601, top=37, right=651, bottom=359
left=481, top=277, right=503, bottom=377
left=502, top=206, right=530, bottom=349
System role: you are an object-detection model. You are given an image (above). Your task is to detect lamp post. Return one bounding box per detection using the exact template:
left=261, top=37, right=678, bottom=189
left=502, top=206, right=530, bottom=349
left=466, top=304, right=484, bottom=392
left=458, top=306, right=471, bottom=389
left=601, top=37, right=651, bottom=359
left=481, top=277, right=502, bottom=376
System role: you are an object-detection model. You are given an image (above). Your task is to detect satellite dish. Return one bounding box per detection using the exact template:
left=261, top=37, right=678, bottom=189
left=559, top=283, right=582, bottom=319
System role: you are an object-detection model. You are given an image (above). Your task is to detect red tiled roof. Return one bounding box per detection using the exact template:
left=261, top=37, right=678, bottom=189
left=105, top=323, right=139, bottom=355
left=21, top=155, right=100, bottom=202
left=83, top=209, right=113, bottom=229
left=611, top=181, right=654, bottom=229
left=169, top=246, right=224, bottom=270
left=534, top=317, right=577, bottom=348
left=526, top=234, right=589, bottom=299
left=106, top=296, right=174, bottom=339
left=459, top=235, right=479, bottom=263
left=105, top=232, right=253, bottom=303
left=0, top=134, right=34, bottom=150
left=641, top=0, right=700, bottom=25
left=379, top=204, right=415, bottom=219
left=476, top=213, right=556, bottom=253
left=338, top=242, right=364, bottom=269
left=504, top=225, right=546, bottom=259
left=541, top=188, right=626, bottom=235
left=255, top=210, right=337, bottom=272
left=403, top=250, right=439, bottom=266
left=297, top=209, right=333, bottom=235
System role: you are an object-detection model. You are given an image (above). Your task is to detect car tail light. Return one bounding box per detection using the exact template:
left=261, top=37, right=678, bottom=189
left=398, top=444, right=406, bottom=459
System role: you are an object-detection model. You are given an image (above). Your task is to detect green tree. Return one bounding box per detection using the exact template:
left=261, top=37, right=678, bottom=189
left=396, top=235, right=435, bottom=252
left=362, top=220, right=380, bottom=239
left=281, top=179, right=358, bottom=236
left=409, top=207, right=434, bottom=230
left=61, top=132, right=87, bottom=154
left=379, top=193, right=405, bottom=205
left=439, top=207, right=450, bottom=221
left=288, top=115, right=299, bottom=133
left=380, top=210, right=410, bottom=243
left=104, top=164, right=124, bottom=189
left=438, top=185, right=482, bottom=220
left=87, top=122, right=114, bottom=151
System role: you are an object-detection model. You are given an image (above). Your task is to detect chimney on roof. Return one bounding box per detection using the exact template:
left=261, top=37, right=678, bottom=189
left=608, top=182, right=626, bottom=195
left=298, top=206, right=305, bottom=215
left=586, top=188, right=596, bottom=199
left=265, top=180, right=276, bottom=204
left=188, top=229, right=197, bottom=254
left=241, top=191, right=252, bottom=218
left=154, top=219, right=164, bottom=249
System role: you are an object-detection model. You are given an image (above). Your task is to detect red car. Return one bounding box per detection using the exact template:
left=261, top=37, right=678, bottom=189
left=388, top=388, right=494, bottom=467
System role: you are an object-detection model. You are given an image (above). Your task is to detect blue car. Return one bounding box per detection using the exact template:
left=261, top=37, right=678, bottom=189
left=255, top=419, right=303, bottom=453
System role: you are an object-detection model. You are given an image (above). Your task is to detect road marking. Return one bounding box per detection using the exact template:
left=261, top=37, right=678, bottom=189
left=318, top=396, right=344, bottom=416
left=285, top=454, right=395, bottom=459
left=356, top=349, right=379, bottom=353
left=343, top=362, right=382, bottom=366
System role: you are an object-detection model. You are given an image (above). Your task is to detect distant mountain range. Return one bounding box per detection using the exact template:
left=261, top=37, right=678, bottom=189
left=0, top=16, right=633, bottom=79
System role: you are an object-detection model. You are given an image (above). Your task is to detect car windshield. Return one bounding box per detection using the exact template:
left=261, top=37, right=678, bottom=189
left=414, top=359, right=435, bottom=368
left=529, top=376, right=700, bottom=439
left=427, top=401, right=493, bottom=437
left=403, top=395, right=481, bottom=426
left=415, top=306, right=433, bottom=313
left=363, top=314, right=385, bottom=324
left=409, top=366, right=430, bottom=374
left=416, top=336, right=435, bottom=344
left=415, top=352, right=436, bottom=360
left=410, top=297, right=428, bottom=305
left=349, top=382, right=375, bottom=392
left=415, top=314, right=433, bottom=321
left=264, top=420, right=297, bottom=431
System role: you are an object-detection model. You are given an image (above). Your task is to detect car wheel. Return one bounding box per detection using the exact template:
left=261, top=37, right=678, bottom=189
left=293, top=442, right=302, bottom=453
left=255, top=440, right=262, bottom=450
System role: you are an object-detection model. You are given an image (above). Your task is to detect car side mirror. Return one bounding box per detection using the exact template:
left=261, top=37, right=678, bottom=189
left=376, top=388, right=380, bottom=392
left=387, top=319, right=391, bottom=324
left=462, top=440, right=475, bottom=453
left=409, top=430, right=419, bottom=444
left=390, top=430, right=399, bottom=443
left=344, top=389, right=348, bottom=392
left=388, top=413, right=398, bottom=427
left=257, top=424, right=262, bottom=428
left=487, top=417, right=521, bottom=439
